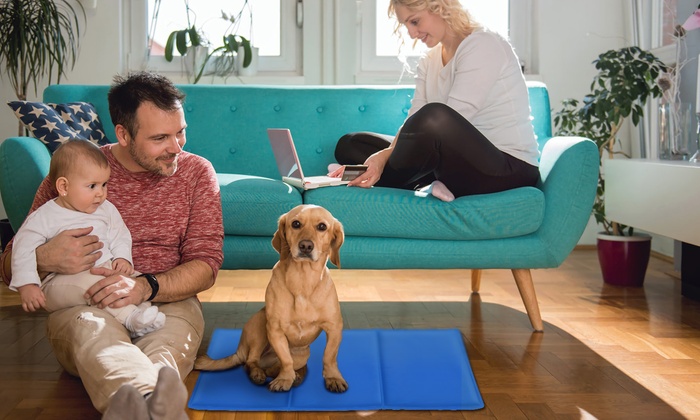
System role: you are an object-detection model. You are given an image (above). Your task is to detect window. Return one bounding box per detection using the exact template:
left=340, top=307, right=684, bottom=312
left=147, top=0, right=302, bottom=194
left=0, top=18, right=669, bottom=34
left=142, top=0, right=300, bottom=74
left=374, top=0, right=509, bottom=57
left=358, top=0, right=531, bottom=81
left=648, top=0, right=679, bottom=65
left=126, top=1, right=531, bottom=84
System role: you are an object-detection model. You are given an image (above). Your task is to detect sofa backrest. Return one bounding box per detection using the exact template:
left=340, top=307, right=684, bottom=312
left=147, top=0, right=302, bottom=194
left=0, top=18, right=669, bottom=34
left=43, top=81, right=552, bottom=178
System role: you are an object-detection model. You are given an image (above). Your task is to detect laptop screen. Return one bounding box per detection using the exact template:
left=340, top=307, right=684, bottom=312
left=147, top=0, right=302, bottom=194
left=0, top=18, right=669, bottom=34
left=267, top=128, right=304, bottom=179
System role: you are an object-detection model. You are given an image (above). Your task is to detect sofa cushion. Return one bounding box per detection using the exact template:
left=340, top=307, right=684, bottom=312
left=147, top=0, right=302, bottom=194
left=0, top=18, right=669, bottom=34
left=218, top=174, right=302, bottom=236
left=304, top=186, right=544, bottom=241
left=7, top=101, right=110, bottom=153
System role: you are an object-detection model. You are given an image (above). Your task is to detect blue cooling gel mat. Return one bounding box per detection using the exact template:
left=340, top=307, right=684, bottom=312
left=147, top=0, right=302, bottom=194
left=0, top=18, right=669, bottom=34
left=189, top=328, right=484, bottom=412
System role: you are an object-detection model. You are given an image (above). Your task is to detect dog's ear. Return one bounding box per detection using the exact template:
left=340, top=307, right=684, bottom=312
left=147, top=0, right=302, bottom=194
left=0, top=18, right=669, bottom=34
left=272, top=213, right=290, bottom=259
left=329, top=219, right=344, bottom=268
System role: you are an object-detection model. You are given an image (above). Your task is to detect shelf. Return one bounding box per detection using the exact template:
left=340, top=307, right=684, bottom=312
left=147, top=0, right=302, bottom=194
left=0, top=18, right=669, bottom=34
left=604, top=159, right=700, bottom=247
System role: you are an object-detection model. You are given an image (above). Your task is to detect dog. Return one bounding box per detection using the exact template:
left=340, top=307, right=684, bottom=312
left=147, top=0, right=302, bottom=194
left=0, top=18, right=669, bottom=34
left=195, top=204, right=348, bottom=393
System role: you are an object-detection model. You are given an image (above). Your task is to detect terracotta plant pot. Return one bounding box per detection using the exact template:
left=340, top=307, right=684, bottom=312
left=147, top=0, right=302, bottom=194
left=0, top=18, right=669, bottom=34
left=596, top=233, right=651, bottom=287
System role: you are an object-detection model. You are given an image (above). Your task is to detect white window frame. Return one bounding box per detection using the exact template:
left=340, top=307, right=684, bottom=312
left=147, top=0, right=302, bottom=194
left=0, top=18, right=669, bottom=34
left=629, top=0, right=688, bottom=161
left=127, top=0, right=301, bottom=76
left=649, top=0, right=676, bottom=65
left=356, top=0, right=532, bottom=79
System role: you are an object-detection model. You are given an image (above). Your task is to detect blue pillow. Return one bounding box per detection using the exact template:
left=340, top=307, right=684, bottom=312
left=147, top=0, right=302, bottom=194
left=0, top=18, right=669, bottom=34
left=7, top=101, right=111, bottom=153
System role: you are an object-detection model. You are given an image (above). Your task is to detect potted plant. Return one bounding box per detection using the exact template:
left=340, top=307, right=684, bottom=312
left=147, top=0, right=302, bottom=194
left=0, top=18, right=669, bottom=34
left=0, top=0, right=85, bottom=136
left=192, top=9, right=253, bottom=83
left=161, top=0, right=209, bottom=84
left=163, top=24, right=204, bottom=63
left=554, top=46, right=667, bottom=287
left=161, top=2, right=254, bottom=84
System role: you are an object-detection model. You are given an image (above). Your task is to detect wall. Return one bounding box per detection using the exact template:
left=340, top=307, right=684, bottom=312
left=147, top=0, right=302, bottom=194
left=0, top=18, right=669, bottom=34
left=535, top=1, right=631, bottom=248
left=0, top=0, right=690, bottom=256
left=536, top=1, right=630, bottom=114
left=0, top=0, right=126, bottom=222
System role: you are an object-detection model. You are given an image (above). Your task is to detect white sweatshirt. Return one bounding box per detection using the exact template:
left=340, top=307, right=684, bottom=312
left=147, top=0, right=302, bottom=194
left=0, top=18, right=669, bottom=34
left=409, top=28, right=540, bottom=166
left=9, top=199, right=132, bottom=290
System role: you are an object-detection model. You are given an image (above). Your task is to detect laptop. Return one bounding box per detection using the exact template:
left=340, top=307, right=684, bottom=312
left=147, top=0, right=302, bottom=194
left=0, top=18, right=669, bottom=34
left=267, top=128, right=347, bottom=190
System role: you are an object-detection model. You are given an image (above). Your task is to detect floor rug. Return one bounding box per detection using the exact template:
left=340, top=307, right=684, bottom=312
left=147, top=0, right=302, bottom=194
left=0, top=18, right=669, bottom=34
left=189, top=328, right=484, bottom=411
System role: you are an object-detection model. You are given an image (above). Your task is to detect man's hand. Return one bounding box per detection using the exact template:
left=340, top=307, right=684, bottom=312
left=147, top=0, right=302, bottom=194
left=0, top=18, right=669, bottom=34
left=85, top=266, right=150, bottom=309
left=36, top=227, right=102, bottom=277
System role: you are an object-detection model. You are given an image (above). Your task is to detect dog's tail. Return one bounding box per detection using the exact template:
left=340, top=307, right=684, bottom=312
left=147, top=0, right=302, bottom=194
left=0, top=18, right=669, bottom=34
left=194, top=352, right=244, bottom=371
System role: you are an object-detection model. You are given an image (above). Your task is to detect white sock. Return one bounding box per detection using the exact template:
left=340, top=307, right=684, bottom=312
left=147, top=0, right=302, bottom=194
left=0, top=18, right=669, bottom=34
left=420, top=181, right=455, bottom=202
left=125, top=304, right=166, bottom=338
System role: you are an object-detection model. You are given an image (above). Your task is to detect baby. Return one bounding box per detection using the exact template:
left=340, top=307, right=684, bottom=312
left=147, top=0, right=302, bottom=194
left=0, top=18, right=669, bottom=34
left=9, top=139, right=165, bottom=337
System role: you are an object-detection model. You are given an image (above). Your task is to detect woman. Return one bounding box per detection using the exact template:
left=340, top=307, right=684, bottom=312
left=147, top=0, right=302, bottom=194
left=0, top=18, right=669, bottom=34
left=332, top=0, right=540, bottom=202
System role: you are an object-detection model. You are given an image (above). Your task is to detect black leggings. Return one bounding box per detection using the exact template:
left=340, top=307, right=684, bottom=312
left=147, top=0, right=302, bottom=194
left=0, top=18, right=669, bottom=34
left=334, top=103, right=540, bottom=198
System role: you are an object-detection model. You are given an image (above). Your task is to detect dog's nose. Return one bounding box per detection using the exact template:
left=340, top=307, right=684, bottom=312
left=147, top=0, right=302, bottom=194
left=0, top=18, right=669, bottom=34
left=299, top=240, right=314, bottom=254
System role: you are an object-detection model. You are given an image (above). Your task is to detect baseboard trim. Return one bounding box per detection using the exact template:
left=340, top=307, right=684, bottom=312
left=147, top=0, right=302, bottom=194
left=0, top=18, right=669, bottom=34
left=574, top=245, right=674, bottom=264
left=651, top=251, right=674, bottom=264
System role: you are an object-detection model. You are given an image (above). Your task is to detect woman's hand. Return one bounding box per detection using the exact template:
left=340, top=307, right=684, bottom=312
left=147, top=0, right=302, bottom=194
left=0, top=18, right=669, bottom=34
left=328, top=165, right=345, bottom=178
left=347, top=148, right=392, bottom=188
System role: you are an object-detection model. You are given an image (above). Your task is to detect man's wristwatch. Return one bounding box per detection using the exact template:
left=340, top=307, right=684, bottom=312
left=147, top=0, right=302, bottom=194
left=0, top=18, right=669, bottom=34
left=141, top=273, right=159, bottom=301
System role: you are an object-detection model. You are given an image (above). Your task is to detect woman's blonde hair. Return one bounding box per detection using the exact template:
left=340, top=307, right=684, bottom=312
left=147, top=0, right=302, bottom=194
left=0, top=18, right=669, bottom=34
left=388, top=0, right=481, bottom=39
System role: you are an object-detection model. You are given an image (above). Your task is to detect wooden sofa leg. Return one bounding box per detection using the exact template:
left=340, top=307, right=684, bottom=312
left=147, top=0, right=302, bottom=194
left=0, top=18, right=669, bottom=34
left=471, top=269, right=482, bottom=292
left=511, top=269, right=544, bottom=332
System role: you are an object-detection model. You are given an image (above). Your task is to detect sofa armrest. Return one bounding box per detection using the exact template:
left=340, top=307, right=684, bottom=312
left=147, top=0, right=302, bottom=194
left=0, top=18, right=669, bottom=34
left=0, top=137, right=51, bottom=231
left=536, top=136, right=598, bottom=264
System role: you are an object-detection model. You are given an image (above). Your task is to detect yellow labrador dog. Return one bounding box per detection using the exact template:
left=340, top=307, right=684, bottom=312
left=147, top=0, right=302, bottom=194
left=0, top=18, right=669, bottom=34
left=195, top=204, right=348, bottom=393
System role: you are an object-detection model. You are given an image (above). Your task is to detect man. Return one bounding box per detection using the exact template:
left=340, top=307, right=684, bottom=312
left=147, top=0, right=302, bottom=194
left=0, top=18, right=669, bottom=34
left=0, top=72, right=224, bottom=419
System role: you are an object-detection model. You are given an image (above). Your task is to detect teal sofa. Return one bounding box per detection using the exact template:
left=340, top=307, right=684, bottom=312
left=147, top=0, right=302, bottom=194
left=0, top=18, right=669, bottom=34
left=0, top=82, right=598, bottom=331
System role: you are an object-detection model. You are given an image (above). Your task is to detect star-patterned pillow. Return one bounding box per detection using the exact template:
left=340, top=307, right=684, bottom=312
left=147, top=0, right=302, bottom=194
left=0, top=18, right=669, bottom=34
left=7, top=101, right=111, bottom=153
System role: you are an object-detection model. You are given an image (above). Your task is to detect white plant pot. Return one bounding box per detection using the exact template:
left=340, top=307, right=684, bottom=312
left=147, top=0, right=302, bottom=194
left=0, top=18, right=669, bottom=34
left=186, top=45, right=210, bottom=83
left=237, top=46, right=259, bottom=77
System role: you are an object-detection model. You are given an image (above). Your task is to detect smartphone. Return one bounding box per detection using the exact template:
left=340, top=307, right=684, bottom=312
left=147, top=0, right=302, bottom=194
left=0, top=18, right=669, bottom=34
left=341, top=165, right=368, bottom=181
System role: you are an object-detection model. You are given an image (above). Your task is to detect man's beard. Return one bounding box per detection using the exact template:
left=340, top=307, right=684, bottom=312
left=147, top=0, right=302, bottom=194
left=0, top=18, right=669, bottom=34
left=128, top=141, right=178, bottom=176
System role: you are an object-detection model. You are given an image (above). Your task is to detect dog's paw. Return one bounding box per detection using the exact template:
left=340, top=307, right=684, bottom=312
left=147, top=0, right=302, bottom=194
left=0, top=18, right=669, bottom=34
left=292, top=365, right=308, bottom=387
left=325, top=377, right=349, bottom=393
left=268, top=377, right=294, bottom=392
left=246, top=366, right=267, bottom=385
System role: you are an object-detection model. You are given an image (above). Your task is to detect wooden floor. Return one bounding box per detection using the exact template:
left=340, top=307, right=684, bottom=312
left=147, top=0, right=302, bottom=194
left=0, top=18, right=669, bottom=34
left=2, top=249, right=700, bottom=419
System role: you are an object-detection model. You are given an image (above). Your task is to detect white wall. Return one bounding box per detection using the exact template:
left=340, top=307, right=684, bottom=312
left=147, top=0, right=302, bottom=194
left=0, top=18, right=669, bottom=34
left=0, top=0, right=677, bottom=255
left=0, top=0, right=126, bottom=222
left=536, top=1, right=630, bottom=113
left=535, top=1, right=629, bottom=247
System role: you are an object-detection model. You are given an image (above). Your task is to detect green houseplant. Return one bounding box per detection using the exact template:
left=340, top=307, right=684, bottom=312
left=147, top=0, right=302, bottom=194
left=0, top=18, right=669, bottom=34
left=162, top=2, right=253, bottom=84
left=554, top=46, right=667, bottom=236
left=0, top=0, right=85, bottom=135
left=554, top=46, right=667, bottom=286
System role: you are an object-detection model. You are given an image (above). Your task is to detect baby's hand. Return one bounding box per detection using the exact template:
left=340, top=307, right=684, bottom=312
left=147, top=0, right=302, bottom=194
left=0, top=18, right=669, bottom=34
left=111, top=258, right=134, bottom=276
left=18, top=284, right=46, bottom=312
